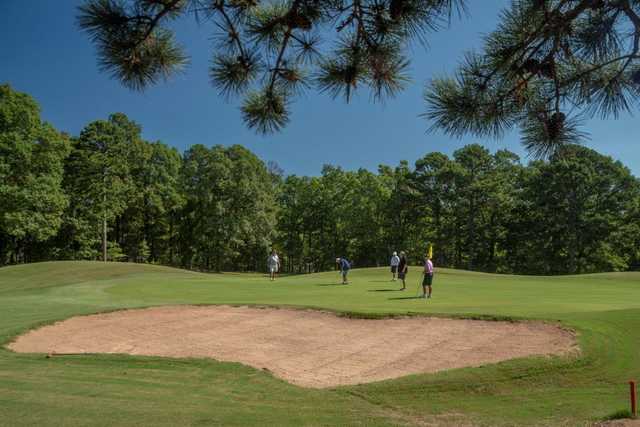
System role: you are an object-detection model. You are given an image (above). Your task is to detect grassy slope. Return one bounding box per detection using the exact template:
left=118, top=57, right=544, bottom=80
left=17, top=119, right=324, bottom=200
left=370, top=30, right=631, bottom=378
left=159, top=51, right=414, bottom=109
left=0, top=261, right=639, bottom=426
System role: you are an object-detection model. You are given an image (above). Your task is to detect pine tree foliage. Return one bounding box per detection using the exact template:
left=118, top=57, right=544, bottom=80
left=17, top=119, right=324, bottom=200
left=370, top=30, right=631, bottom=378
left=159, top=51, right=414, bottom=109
left=78, top=1, right=640, bottom=155
left=424, top=0, right=640, bottom=157
left=78, top=0, right=464, bottom=133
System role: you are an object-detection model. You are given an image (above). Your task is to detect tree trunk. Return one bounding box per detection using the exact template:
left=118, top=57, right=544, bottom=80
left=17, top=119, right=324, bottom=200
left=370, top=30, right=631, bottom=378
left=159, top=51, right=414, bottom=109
left=169, top=214, right=174, bottom=264
left=102, top=189, right=108, bottom=262
left=103, top=215, right=107, bottom=262
left=568, top=189, right=578, bottom=274
left=467, top=195, right=475, bottom=271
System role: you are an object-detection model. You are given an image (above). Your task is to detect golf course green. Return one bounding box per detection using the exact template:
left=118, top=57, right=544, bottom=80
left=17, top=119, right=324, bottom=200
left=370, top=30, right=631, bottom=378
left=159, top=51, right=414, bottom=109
left=1, top=261, right=639, bottom=426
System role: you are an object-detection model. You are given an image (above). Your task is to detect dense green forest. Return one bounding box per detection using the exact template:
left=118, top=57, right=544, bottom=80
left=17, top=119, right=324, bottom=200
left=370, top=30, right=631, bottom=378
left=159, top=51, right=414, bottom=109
left=2, top=84, right=639, bottom=274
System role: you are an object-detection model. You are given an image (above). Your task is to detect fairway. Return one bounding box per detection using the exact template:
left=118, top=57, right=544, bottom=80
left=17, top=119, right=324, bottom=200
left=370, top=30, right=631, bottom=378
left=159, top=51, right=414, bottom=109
left=1, top=261, right=640, bottom=426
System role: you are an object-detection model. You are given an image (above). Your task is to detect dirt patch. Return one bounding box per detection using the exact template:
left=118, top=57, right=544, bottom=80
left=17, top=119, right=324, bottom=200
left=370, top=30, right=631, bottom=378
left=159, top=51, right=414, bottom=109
left=8, top=305, right=577, bottom=388
left=593, top=420, right=640, bottom=427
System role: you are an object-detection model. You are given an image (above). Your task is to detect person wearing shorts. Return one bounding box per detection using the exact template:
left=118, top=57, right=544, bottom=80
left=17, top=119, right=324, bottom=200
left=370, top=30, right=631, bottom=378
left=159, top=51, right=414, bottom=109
left=397, top=251, right=408, bottom=290
left=267, top=250, right=280, bottom=281
left=422, top=256, right=434, bottom=298
left=390, top=251, right=400, bottom=281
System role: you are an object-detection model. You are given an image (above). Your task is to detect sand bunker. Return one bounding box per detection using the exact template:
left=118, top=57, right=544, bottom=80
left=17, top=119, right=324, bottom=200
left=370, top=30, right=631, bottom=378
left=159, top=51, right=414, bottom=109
left=8, top=305, right=576, bottom=387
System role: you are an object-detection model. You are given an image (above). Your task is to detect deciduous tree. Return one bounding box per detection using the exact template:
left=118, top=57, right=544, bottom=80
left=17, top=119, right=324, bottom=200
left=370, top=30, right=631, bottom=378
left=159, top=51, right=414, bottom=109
left=0, top=85, right=70, bottom=264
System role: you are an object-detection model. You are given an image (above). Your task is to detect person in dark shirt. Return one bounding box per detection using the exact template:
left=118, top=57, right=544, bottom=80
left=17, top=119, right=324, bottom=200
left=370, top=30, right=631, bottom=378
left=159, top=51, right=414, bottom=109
left=397, top=251, right=408, bottom=290
left=336, top=257, right=351, bottom=284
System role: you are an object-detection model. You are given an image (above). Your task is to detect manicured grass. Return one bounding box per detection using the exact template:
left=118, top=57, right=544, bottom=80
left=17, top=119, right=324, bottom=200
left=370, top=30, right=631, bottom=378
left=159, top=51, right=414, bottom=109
left=1, top=261, right=639, bottom=426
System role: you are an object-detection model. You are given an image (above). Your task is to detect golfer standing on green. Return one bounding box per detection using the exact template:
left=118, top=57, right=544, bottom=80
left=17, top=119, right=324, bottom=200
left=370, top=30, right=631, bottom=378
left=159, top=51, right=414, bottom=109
left=397, top=251, right=408, bottom=290
left=336, top=257, right=351, bottom=284
left=390, top=251, right=400, bottom=281
left=267, top=250, right=280, bottom=281
left=421, top=255, right=434, bottom=298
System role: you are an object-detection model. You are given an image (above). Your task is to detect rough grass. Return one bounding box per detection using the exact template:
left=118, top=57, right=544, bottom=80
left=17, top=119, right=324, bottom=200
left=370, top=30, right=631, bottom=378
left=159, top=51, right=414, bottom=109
left=1, top=261, right=639, bottom=426
left=602, top=409, right=634, bottom=421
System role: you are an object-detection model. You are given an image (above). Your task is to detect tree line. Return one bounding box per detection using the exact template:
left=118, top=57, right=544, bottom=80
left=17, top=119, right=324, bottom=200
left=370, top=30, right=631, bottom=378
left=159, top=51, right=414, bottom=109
left=2, top=84, right=639, bottom=274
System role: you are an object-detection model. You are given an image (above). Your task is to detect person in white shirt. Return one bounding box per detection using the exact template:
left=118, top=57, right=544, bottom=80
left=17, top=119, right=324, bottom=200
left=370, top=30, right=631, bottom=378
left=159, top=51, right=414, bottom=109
left=421, top=256, right=435, bottom=299
left=267, top=250, right=280, bottom=281
left=390, top=251, right=400, bottom=281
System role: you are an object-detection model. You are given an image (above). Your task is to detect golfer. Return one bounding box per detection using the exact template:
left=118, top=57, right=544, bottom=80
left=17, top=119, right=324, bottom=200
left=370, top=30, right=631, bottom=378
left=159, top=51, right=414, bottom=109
left=397, top=251, right=408, bottom=290
left=390, top=251, right=400, bottom=281
left=336, top=257, right=351, bottom=284
left=267, top=249, right=280, bottom=281
left=421, top=255, right=434, bottom=298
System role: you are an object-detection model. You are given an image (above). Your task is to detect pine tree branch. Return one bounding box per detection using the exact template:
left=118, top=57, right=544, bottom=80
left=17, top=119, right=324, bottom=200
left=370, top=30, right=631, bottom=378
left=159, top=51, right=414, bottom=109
left=475, top=0, right=639, bottom=114
left=130, top=0, right=184, bottom=49
left=215, top=0, right=248, bottom=59
left=267, top=0, right=303, bottom=92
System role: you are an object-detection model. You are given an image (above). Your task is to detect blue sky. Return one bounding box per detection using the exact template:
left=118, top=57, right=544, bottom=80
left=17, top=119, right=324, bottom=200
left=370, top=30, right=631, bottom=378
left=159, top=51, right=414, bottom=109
left=1, top=0, right=638, bottom=176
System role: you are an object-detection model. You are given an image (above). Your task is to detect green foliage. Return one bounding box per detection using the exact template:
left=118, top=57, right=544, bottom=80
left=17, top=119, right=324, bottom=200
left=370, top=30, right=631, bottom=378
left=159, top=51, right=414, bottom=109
left=0, top=84, right=70, bottom=264
left=504, top=145, right=640, bottom=274
left=2, top=86, right=639, bottom=275
left=59, top=113, right=139, bottom=260
left=425, top=0, right=640, bottom=157
left=178, top=144, right=277, bottom=271
left=78, top=0, right=464, bottom=133
left=77, top=0, right=640, bottom=158
left=51, top=112, right=184, bottom=264
left=107, top=240, right=128, bottom=261
left=118, top=140, right=183, bottom=263
left=209, top=51, right=261, bottom=99
left=77, top=0, right=188, bottom=91
left=273, top=143, right=639, bottom=274
left=241, top=88, right=290, bottom=134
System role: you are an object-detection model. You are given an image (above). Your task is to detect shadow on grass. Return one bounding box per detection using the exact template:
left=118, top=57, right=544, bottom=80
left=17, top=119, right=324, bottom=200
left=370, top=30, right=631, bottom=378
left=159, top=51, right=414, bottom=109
left=601, top=409, right=634, bottom=421
left=367, top=289, right=402, bottom=292
left=388, top=296, right=423, bottom=300
left=316, top=283, right=347, bottom=287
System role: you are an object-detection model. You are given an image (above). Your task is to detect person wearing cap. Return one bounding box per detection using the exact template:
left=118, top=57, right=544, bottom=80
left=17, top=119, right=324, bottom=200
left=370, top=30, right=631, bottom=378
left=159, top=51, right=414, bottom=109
left=336, top=257, right=351, bottom=284
left=267, top=249, right=280, bottom=281
left=421, top=255, right=434, bottom=298
left=390, top=251, right=400, bottom=281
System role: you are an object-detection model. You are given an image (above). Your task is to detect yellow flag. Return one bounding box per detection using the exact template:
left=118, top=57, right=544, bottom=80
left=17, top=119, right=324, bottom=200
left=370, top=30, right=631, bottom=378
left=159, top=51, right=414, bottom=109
left=427, top=244, right=433, bottom=259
